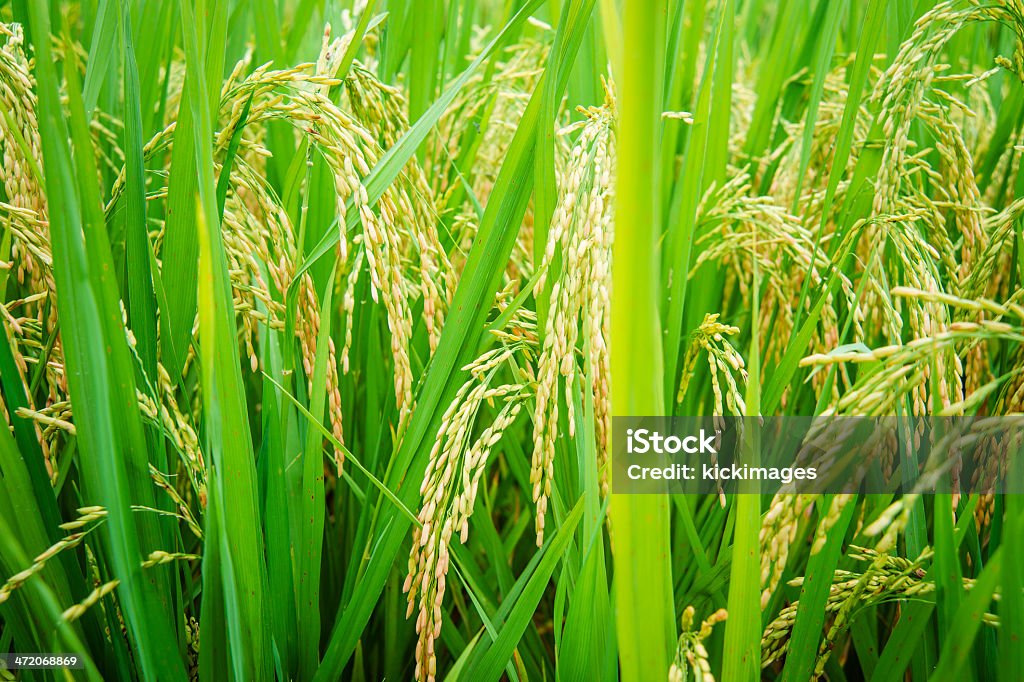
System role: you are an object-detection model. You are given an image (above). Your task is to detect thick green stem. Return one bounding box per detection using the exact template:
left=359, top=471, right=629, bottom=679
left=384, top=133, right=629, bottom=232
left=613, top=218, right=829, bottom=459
left=611, top=0, right=674, bottom=678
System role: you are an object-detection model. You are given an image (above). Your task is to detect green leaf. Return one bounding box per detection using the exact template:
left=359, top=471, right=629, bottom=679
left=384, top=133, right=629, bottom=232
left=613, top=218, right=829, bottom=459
left=780, top=497, right=857, bottom=681
left=121, top=1, right=157, bottom=378
left=81, top=0, right=117, bottom=116
left=184, top=0, right=273, bottom=675
left=25, top=1, right=186, bottom=677
left=929, top=549, right=1002, bottom=682
left=466, top=499, right=585, bottom=680
left=160, top=0, right=229, bottom=378
left=297, top=266, right=336, bottom=679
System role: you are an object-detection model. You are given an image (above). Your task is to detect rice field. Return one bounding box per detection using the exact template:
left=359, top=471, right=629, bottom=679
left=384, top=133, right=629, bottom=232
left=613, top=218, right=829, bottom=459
left=1, top=0, right=1024, bottom=680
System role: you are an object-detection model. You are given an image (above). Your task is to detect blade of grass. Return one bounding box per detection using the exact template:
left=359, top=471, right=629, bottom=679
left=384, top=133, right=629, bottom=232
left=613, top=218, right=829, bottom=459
left=183, top=0, right=273, bottom=675
left=409, top=0, right=443, bottom=123
left=465, top=499, right=584, bottom=680
left=933, top=493, right=966, bottom=670
left=160, top=0, right=228, bottom=378
left=297, top=266, right=336, bottom=679
left=999, top=444, right=1024, bottom=681
left=121, top=1, right=157, bottom=378
left=742, top=0, right=801, bottom=161
left=81, top=0, right=117, bottom=115
left=557, top=357, right=614, bottom=680
left=788, top=0, right=848, bottom=214
left=257, top=322, right=298, bottom=677
left=25, top=1, right=186, bottom=677
left=198, top=479, right=231, bottom=682
left=929, top=548, right=1001, bottom=682
left=723, top=257, right=763, bottom=682
left=779, top=497, right=857, bottom=681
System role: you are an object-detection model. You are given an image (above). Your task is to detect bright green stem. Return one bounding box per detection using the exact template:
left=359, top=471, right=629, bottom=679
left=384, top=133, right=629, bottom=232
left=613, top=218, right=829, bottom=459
left=723, top=216, right=763, bottom=682
left=611, top=0, right=673, bottom=679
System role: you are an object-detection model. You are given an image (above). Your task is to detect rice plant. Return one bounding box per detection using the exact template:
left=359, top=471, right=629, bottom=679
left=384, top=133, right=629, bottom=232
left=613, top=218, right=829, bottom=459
left=1, top=0, right=1024, bottom=680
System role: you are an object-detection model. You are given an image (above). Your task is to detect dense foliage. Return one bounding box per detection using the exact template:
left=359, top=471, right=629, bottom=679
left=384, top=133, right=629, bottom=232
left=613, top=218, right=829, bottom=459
left=2, top=0, right=1024, bottom=680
